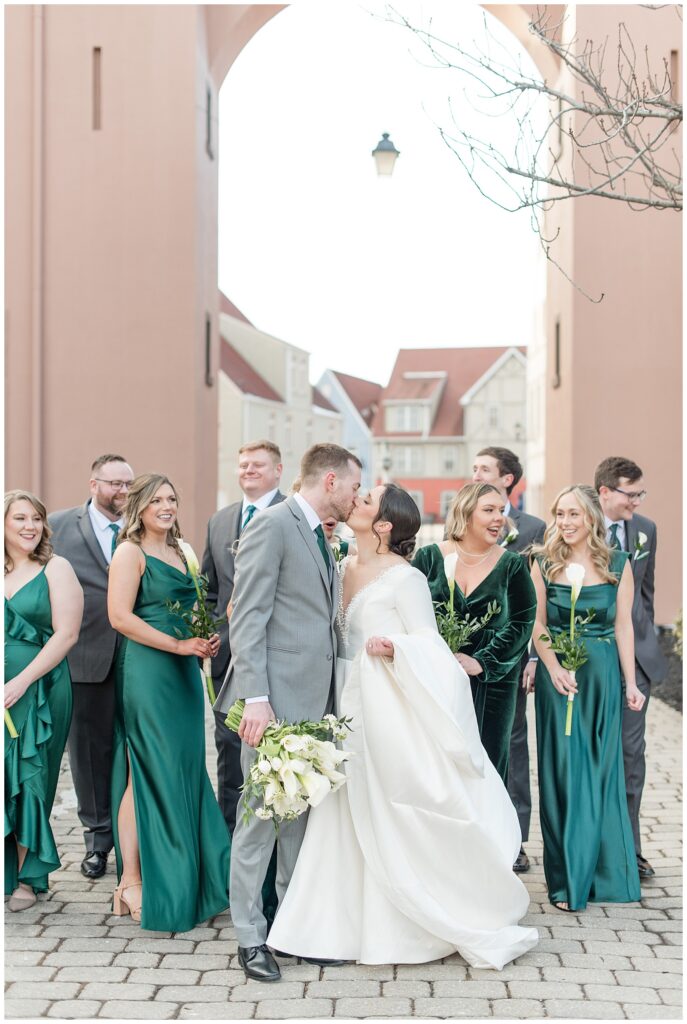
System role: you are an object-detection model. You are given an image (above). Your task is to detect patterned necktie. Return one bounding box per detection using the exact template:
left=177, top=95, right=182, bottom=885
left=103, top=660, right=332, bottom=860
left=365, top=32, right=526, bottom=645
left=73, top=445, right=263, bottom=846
left=314, top=524, right=330, bottom=568
left=241, top=504, right=257, bottom=533
left=109, top=523, right=120, bottom=558
left=609, top=523, right=622, bottom=550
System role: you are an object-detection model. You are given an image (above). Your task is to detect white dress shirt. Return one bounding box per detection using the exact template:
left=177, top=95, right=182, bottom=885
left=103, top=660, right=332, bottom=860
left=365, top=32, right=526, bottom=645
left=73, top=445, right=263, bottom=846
left=605, top=516, right=627, bottom=551
left=88, top=500, right=124, bottom=565
left=241, top=487, right=279, bottom=525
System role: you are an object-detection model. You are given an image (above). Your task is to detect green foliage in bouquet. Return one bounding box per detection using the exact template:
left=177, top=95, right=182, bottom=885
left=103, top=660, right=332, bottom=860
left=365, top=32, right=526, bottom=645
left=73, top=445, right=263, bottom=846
left=539, top=609, right=603, bottom=672
left=435, top=600, right=501, bottom=654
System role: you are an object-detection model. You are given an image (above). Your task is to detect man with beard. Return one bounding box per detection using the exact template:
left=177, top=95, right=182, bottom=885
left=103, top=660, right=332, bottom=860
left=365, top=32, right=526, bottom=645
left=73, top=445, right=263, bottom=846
left=215, top=443, right=362, bottom=982
left=49, top=454, right=134, bottom=879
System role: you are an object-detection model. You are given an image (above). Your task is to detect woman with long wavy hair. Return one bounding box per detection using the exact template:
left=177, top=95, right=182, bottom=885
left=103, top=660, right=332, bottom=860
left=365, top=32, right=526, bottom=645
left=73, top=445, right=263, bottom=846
left=530, top=484, right=644, bottom=912
left=107, top=474, right=229, bottom=931
left=4, top=490, right=83, bottom=909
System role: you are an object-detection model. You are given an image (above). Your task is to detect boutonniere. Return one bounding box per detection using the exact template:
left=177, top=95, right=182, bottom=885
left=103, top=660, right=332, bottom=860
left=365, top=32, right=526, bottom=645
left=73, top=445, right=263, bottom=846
left=633, top=531, right=649, bottom=562
left=501, top=526, right=519, bottom=547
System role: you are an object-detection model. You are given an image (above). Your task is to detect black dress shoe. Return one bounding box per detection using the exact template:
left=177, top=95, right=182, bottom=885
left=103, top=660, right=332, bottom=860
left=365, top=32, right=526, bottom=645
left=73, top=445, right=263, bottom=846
left=301, top=956, right=348, bottom=966
left=238, top=944, right=281, bottom=981
left=513, top=847, right=530, bottom=873
left=637, top=855, right=655, bottom=878
left=81, top=851, right=108, bottom=879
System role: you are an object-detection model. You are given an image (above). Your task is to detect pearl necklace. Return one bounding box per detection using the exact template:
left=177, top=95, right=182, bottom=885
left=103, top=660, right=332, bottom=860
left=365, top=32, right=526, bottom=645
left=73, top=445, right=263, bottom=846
left=454, top=543, right=494, bottom=567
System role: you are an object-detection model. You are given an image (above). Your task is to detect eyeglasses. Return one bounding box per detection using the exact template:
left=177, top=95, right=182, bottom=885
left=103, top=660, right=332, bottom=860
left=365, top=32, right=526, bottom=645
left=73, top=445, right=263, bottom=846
left=94, top=479, right=131, bottom=491
left=610, top=486, right=647, bottom=503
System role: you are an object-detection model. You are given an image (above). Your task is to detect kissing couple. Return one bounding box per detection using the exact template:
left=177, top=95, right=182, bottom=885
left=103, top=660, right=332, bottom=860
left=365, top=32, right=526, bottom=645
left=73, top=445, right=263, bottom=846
left=215, top=442, right=538, bottom=982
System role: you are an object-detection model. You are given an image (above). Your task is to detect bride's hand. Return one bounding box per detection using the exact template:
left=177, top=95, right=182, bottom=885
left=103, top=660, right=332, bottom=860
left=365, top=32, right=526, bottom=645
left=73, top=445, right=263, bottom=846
left=455, top=653, right=483, bottom=676
left=365, top=637, right=394, bottom=658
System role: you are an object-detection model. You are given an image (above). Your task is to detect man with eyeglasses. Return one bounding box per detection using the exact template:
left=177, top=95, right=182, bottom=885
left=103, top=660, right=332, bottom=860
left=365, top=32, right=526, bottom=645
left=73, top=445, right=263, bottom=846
left=49, top=454, right=135, bottom=879
left=595, top=455, right=667, bottom=881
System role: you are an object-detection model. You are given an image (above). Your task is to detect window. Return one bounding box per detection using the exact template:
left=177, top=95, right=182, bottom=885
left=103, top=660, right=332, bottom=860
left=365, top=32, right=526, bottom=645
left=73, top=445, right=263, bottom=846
left=553, top=318, right=561, bottom=388
left=486, top=404, right=500, bottom=429
left=206, top=85, right=214, bottom=159
left=285, top=416, right=293, bottom=454
left=440, top=491, right=458, bottom=518
left=305, top=418, right=313, bottom=448
left=204, top=314, right=213, bottom=387
left=443, top=446, right=455, bottom=472
left=407, top=490, right=424, bottom=516
left=92, top=48, right=102, bottom=130
left=387, top=404, right=423, bottom=432
left=395, top=447, right=423, bottom=474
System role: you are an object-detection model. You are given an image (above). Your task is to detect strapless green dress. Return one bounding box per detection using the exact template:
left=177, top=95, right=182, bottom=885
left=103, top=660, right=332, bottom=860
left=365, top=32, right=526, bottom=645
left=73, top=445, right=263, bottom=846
left=412, top=545, right=537, bottom=782
left=111, top=554, right=230, bottom=932
left=535, top=550, right=641, bottom=909
left=5, top=568, right=73, bottom=894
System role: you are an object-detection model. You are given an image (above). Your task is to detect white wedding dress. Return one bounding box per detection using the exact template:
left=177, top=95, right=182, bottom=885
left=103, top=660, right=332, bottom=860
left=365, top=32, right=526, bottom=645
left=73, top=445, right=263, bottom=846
left=267, top=562, right=538, bottom=968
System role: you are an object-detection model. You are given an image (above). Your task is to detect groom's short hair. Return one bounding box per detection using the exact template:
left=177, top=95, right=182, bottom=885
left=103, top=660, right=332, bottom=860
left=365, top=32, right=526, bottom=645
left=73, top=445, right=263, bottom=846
left=300, top=444, right=362, bottom=484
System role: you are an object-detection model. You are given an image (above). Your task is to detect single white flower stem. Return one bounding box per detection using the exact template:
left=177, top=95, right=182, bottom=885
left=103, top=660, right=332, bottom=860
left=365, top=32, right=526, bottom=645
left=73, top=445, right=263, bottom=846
left=5, top=710, right=18, bottom=738
left=565, top=670, right=576, bottom=736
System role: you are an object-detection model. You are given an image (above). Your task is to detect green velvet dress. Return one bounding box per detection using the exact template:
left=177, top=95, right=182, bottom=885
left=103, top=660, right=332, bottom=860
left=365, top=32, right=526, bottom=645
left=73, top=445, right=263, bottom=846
left=5, top=568, right=73, bottom=894
left=535, top=550, right=640, bottom=910
left=111, top=554, right=230, bottom=932
left=412, top=546, right=537, bottom=782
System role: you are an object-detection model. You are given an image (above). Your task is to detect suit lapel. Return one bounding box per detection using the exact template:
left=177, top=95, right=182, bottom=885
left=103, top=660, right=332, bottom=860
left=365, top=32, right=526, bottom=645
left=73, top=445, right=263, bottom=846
left=626, top=516, right=637, bottom=571
left=78, top=502, right=109, bottom=573
left=288, top=498, right=332, bottom=603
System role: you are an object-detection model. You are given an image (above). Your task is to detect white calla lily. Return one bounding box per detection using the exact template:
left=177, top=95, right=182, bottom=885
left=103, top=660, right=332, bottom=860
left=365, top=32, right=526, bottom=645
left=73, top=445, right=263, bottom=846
left=565, top=563, right=586, bottom=604
left=638, top=532, right=648, bottom=547
left=281, top=734, right=308, bottom=753
left=299, top=770, right=332, bottom=807
left=178, top=539, right=200, bottom=577
left=443, top=552, right=458, bottom=593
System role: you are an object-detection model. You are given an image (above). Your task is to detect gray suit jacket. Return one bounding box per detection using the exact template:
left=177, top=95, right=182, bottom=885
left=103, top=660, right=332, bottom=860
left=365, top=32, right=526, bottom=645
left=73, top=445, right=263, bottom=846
left=48, top=500, right=118, bottom=683
left=506, top=506, right=546, bottom=555
left=625, top=512, right=667, bottom=683
left=214, top=496, right=338, bottom=723
left=201, top=491, right=285, bottom=681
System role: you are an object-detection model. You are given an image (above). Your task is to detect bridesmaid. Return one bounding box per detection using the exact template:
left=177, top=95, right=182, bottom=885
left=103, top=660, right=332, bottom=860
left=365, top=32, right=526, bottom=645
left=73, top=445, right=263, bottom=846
left=413, top=483, right=536, bottom=782
left=5, top=490, right=83, bottom=909
left=530, top=484, right=643, bottom=912
left=108, top=474, right=230, bottom=931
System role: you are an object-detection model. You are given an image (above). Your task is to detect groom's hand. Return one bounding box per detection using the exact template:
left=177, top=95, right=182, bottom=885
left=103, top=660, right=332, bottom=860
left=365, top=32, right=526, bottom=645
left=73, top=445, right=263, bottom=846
left=239, top=701, right=276, bottom=747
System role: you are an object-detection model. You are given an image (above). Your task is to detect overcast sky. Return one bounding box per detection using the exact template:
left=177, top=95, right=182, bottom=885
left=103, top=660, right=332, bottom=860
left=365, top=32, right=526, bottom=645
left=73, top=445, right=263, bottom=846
left=218, top=0, right=545, bottom=386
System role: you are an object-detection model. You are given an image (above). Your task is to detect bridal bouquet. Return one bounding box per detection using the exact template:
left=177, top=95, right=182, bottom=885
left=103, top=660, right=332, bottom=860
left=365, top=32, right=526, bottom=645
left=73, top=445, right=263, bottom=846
left=165, top=540, right=226, bottom=705
left=225, top=700, right=352, bottom=828
left=538, top=563, right=601, bottom=736
left=435, top=552, right=501, bottom=653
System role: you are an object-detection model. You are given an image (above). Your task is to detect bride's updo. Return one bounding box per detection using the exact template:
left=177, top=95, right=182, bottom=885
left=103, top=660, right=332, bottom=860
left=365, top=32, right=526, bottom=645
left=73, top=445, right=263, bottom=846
left=373, top=484, right=422, bottom=561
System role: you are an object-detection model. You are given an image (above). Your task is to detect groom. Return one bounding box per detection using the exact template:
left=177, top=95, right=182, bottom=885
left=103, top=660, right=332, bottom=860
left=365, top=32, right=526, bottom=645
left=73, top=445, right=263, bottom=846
left=215, top=443, right=362, bottom=982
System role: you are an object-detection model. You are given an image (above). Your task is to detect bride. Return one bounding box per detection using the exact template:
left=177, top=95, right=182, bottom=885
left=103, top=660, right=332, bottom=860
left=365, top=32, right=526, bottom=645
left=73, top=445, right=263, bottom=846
left=267, top=483, right=538, bottom=969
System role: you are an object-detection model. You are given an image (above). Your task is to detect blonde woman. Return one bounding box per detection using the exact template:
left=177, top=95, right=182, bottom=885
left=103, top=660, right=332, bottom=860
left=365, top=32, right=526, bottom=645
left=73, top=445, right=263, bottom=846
left=107, top=475, right=229, bottom=931
left=413, top=483, right=537, bottom=783
left=4, top=490, right=83, bottom=909
left=530, top=484, right=644, bottom=913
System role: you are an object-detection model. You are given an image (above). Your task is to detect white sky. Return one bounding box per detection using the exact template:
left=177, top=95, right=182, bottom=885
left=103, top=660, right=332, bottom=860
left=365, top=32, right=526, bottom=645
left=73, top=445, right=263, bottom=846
left=218, top=1, right=546, bottom=387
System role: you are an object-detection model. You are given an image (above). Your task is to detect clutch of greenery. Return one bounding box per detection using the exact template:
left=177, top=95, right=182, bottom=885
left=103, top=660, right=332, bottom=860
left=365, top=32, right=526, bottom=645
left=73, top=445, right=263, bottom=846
left=165, top=540, right=226, bottom=704
left=436, top=600, right=501, bottom=654
left=225, top=699, right=353, bottom=829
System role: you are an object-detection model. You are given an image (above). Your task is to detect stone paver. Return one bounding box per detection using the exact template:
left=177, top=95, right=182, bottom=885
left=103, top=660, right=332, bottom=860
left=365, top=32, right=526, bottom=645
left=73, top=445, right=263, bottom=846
left=5, top=685, right=682, bottom=1018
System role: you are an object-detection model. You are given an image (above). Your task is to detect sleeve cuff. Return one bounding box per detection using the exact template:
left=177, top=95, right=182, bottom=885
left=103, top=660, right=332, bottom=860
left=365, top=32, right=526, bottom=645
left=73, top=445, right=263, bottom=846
left=245, top=695, right=269, bottom=704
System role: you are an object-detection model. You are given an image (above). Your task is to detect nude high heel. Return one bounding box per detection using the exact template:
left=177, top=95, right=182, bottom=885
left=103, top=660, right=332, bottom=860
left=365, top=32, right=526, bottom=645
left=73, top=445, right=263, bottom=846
left=113, top=880, right=143, bottom=923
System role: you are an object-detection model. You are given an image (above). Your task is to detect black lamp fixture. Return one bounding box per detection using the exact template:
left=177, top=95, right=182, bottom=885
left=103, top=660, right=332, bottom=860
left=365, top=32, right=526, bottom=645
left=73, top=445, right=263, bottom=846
left=372, top=133, right=400, bottom=176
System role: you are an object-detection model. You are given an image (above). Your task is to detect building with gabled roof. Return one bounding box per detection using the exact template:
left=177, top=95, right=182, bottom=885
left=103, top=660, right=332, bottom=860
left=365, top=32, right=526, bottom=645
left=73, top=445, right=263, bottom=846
left=372, top=346, right=528, bottom=523
left=316, top=369, right=382, bottom=488
left=217, top=293, right=341, bottom=506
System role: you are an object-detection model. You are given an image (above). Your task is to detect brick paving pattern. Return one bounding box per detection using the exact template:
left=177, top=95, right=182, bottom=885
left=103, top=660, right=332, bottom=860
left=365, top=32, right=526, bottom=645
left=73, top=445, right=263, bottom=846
left=5, top=696, right=682, bottom=1019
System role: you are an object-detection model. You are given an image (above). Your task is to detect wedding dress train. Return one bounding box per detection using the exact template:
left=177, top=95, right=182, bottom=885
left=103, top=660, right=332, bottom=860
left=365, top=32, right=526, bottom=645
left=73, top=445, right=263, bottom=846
left=267, top=563, right=538, bottom=968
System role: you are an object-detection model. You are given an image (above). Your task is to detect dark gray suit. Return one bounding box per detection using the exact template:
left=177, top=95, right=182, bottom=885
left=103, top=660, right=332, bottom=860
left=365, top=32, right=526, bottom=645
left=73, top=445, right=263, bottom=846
left=215, top=496, right=338, bottom=947
left=621, top=513, right=667, bottom=856
left=505, top=505, right=546, bottom=844
left=48, top=500, right=119, bottom=854
left=201, top=491, right=284, bottom=832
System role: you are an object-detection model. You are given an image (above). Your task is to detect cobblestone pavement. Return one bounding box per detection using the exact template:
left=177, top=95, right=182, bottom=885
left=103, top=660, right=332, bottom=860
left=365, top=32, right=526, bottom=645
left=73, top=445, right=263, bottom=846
left=5, top=696, right=682, bottom=1020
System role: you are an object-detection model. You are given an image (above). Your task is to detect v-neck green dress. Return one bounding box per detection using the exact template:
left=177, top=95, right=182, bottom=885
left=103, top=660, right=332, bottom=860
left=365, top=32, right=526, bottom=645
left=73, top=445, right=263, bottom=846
left=111, top=554, right=230, bottom=932
left=412, top=545, right=537, bottom=782
left=534, top=550, right=640, bottom=910
left=5, top=568, right=73, bottom=894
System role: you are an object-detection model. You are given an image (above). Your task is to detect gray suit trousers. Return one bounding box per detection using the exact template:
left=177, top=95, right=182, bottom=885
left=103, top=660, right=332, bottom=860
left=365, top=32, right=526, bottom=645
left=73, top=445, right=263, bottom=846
left=68, top=666, right=117, bottom=854
left=229, top=741, right=308, bottom=947
left=622, top=664, right=651, bottom=857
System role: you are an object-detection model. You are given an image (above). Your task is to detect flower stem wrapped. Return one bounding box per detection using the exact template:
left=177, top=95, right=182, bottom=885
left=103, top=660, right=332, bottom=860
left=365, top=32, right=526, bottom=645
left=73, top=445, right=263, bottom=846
left=4, top=710, right=18, bottom=739
left=435, top=552, right=501, bottom=653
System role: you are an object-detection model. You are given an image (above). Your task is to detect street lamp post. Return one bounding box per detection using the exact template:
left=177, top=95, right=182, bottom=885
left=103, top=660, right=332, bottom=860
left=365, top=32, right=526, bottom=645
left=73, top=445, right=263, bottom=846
left=372, top=133, right=400, bottom=176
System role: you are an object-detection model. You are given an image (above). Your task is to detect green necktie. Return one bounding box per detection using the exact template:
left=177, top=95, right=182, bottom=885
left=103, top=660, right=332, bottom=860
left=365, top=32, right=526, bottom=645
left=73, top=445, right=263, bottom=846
left=109, top=523, right=120, bottom=558
left=241, top=504, right=257, bottom=532
left=609, top=523, right=622, bottom=550
left=314, top=524, right=330, bottom=568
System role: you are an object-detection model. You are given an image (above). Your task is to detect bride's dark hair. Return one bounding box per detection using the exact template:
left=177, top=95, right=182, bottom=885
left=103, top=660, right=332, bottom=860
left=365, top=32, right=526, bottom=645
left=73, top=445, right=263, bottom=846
left=372, top=484, right=422, bottom=561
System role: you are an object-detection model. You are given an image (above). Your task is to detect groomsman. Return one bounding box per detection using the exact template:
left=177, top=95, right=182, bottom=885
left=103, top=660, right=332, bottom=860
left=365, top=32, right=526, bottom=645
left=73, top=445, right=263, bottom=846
left=49, top=454, right=134, bottom=878
left=472, top=447, right=545, bottom=873
left=595, top=456, right=667, bottom=879
left=201, top=440, right=285, bottom=833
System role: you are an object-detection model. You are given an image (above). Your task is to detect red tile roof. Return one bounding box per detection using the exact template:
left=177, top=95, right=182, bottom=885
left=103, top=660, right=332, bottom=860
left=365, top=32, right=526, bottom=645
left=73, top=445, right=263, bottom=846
left=219, top=290, right=252, bottom=325
left=312, top=386, right=338, bottom=413
left=331, top=371, right=382, bottom=427
left=220, top=337, right=283, bottom=403
left=372, top=347, right=522, bottom=437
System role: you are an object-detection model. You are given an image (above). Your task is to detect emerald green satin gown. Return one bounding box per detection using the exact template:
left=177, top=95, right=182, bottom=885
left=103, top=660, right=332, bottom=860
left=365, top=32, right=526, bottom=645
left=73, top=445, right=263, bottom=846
left=111, top=554, right=230, bottom=932
left=5, top=568, right=73, bottom=894
left=412, top=546, right=537, bottom=782
left=535, top=550, right=641, bottom=910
